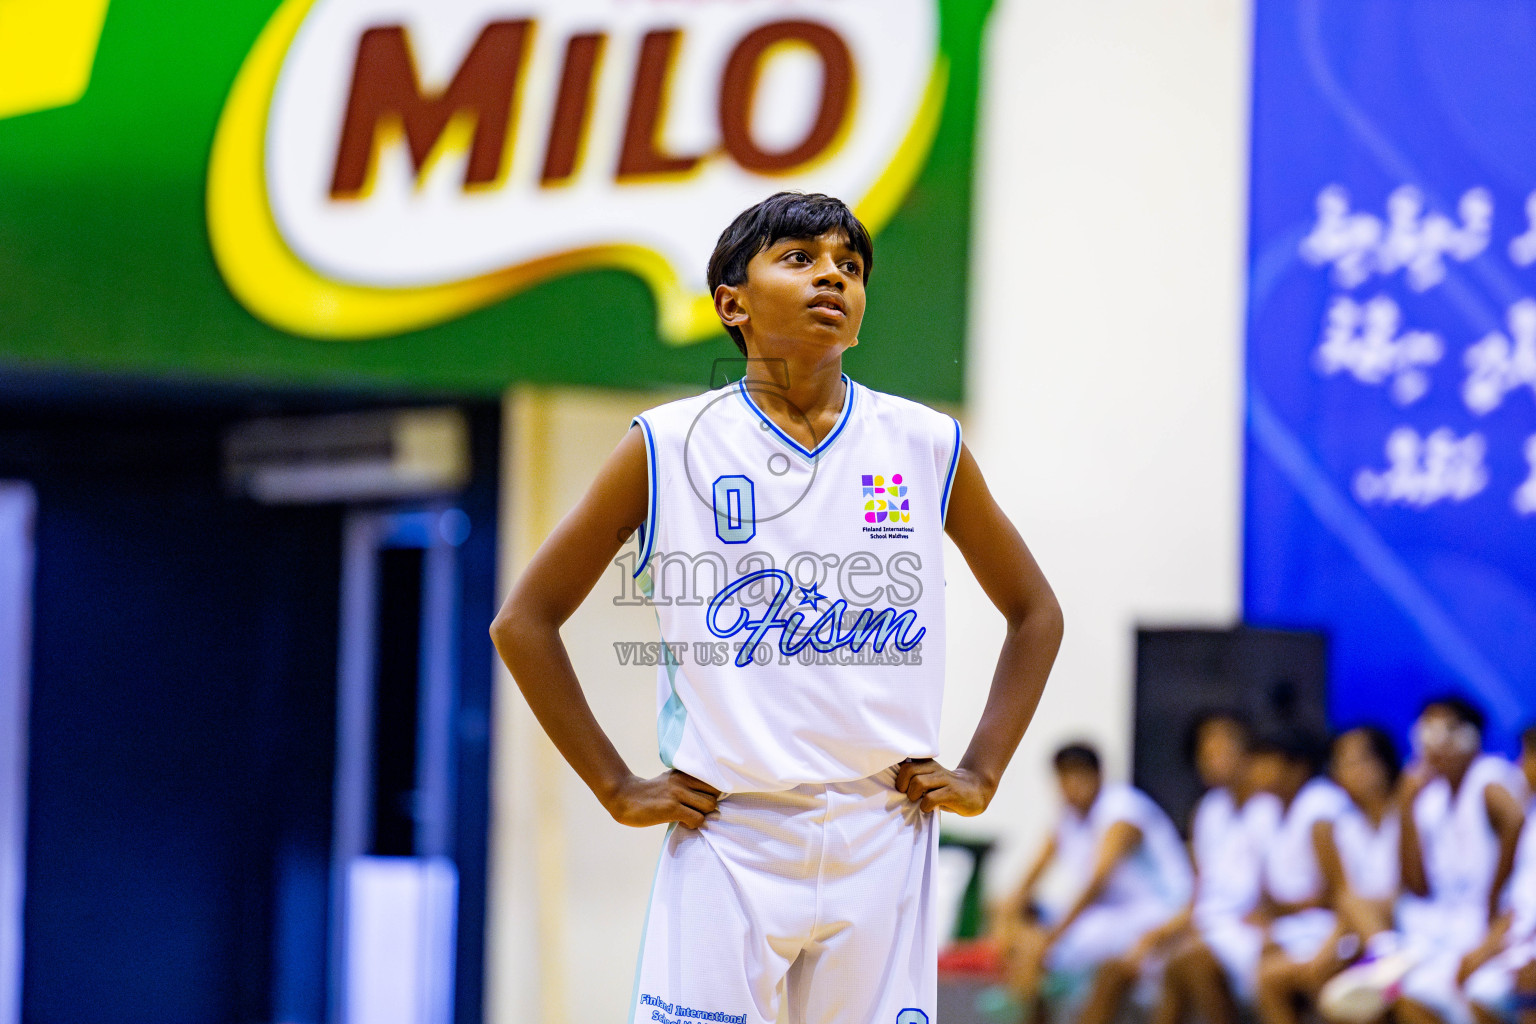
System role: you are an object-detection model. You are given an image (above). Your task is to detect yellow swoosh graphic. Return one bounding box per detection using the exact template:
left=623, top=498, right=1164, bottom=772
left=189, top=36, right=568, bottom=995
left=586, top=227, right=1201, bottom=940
left=0, top=0, right=111, bottom=120
left=207, top=0, right=948, bottom=343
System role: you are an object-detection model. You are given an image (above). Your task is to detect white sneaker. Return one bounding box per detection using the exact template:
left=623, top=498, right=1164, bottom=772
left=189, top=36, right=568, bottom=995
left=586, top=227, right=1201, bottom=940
left=1318, top=948, right=1418, bottom=1024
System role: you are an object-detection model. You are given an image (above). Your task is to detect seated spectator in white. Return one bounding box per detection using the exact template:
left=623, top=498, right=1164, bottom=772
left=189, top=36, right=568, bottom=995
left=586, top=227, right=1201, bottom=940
left=1149, top=713, right=1282, bottom=1024
left=1393, top=696, right=1527, bottom=1024
left=1151, top=731, right=1342, bottom=1024
left=1260, top=726, right=1402, bottom=1024
left=1328, top=726, right=1404, bottom=943
left=1076, top=711, right=1278, bottom=1024
left=1249, top=732, right=1354, bottom=1024
left=998, top=742, right=1193, bottom=1022
left=1464, top=724, right=1536, bottom=1024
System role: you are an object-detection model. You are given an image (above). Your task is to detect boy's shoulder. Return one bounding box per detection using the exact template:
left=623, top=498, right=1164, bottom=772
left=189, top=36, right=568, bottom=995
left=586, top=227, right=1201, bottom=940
left=633, top=386, right=729, bottom=427
left=854, top=381, right=956, bottom=426
left=853, top=382, right=962, bottom=464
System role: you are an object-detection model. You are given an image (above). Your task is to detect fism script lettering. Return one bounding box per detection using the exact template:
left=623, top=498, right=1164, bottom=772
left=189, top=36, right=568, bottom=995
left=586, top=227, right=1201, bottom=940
left=207, top=0, right=942, bottom=341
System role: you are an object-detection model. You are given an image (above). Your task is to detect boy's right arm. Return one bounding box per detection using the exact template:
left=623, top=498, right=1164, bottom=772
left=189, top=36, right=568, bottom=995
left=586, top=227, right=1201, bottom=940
left=1043, top=821, right=1141, bottom=947
left=489, top=425, right=721, bottom=829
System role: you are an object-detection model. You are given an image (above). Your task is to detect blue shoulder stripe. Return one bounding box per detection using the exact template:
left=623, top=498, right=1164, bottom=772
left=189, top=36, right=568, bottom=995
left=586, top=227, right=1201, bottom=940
left=631, top=416, right=658, bottom=578
left=941, top=417, right=962, bottom=525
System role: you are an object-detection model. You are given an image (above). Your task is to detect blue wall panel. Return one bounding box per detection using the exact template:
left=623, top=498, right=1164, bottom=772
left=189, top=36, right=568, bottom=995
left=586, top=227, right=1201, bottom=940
left=1246, top=0, right=1536, bottom=752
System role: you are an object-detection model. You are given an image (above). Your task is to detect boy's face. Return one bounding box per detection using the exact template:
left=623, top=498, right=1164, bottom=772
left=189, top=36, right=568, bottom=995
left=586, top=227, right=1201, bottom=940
left=1247, top=750, right=1288, bottom=796
left=1413, top=705, right=1478, bottom=776
left=1522, top=741, right=1536, bottom=793
left=717, top=229, right=866, bottom=354
left=1056, top=766, right=1100, bottom=815
left=1195, top=719, right=1247, bottom=790
left=1331, top=729, right=1389, bottom=805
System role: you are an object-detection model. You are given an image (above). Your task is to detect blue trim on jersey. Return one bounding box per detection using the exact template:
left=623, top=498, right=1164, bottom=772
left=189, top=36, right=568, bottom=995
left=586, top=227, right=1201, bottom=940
left=631, top=416, right=659, bottom=578
left=656, top=634, right=687, bottom=766
left=736, top=373, right=857, bottom=461
left=940, top=417, right=962, bottom=525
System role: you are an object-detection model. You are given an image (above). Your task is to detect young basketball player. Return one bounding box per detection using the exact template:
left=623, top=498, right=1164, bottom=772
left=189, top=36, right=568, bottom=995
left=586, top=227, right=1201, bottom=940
left=490, top=192, right=1064, bottom=1024
left=1072, top=712, right=1273, bottom=1024
left=1151, top=714, right=1282, bottom=1024
left=1463, top=726, right=1536, bottom=1024
left=1151, top=732, right=1342, bottom=1024
left=998, top=742, right=1193, bottom=1023
left=1260, top=727, right=1402, bottom=1024
left=1391, top=697, right=1526, bottom=1024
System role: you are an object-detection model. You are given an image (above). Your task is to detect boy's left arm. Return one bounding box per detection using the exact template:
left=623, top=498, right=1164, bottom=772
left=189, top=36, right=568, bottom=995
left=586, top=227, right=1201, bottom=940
left=1486, top=782, right=1526, bottom=923
left=895, top=442, right=1064, bottom=815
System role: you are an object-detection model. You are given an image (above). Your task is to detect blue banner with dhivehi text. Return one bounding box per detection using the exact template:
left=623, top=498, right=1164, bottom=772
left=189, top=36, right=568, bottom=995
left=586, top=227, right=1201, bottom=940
left=1245, top=0, right=1536, bottom=751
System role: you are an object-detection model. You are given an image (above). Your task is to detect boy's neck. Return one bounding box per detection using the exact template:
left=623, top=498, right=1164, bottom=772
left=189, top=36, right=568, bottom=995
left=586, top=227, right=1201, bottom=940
left=1357, top=789, right=1390, bottom=825
left=1443, top=757, right=1473, bottom=795
left=741, top=345, right=849, bottom=446
left=1231, top=777, right=1255, bottom=806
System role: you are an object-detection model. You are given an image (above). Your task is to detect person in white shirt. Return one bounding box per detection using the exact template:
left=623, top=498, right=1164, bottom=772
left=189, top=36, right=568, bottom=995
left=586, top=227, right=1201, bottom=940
left=1079, top=712, right=1280, bottom=1024
left=1152, top=731, right=1338, bottom=1024
left=1258, top=726, right=1402, bottom=1024
left=1328, top=727, right=1404, bottom=940
left=999, top=743, right=1193, bottom=1021
left=1394, top=697, right=1528, bottom=1024
left=1464, top=725, right=1536, bottom=1024
left=1250, top=735, right=1354, bottom=1024
left=1148, top=713, right=1282, bottom=1024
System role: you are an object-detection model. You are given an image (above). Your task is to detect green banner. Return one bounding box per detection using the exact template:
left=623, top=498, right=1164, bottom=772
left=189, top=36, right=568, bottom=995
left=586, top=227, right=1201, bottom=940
left=0, top=0, right=988, bottom=400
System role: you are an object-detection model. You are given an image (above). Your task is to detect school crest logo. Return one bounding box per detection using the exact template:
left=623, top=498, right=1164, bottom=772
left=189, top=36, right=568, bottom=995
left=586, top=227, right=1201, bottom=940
left=863, top=473, right=911, bottom=524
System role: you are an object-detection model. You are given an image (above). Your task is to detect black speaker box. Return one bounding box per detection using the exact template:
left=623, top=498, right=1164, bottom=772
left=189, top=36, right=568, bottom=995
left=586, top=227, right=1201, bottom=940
left=1132, top=626, right=1328, bottom=834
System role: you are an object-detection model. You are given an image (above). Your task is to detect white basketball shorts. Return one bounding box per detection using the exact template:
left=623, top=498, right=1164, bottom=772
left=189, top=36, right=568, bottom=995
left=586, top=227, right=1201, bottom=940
left=1396, top=900, right=1493, bottom=1024
left=628, top=768, right=938, bottom=1024
left=1466, top=939, right=1536, bottom=1020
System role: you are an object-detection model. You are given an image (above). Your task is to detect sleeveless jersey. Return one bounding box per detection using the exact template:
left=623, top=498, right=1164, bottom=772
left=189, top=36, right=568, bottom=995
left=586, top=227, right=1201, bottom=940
left=1191, top=787, right=1281, bottom=923
left=1332, top=800, right=1400, bottom=901
left=1263, top=777, right=1349, bottom=905
left=1054, top=783, right=1194, bottom=912
left=630, top=374, right=961, bottom=794
left=1411, top=754, right=1529, bottom=908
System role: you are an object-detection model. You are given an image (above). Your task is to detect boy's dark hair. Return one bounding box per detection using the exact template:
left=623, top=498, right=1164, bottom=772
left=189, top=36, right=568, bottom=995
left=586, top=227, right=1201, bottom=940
left=1420, top=693, right=1487, bottom=733
left=1251, top=728, right=1325, bottom=773
left=1182, top=707, right=1252, bottom=767
left=707, top=192, right=875, bottom=356
left=1053, top=742, right=1101, bottom=775
left=1520, top=722, right=1536, bottom=752
left=1335, top=725, right=1402, bottom=787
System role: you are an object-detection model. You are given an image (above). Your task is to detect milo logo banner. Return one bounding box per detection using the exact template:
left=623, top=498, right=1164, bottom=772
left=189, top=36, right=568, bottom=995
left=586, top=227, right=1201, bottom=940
left=1246, top=0, right=1536, bottom=749
left=0, top=0, right=989, bottom=398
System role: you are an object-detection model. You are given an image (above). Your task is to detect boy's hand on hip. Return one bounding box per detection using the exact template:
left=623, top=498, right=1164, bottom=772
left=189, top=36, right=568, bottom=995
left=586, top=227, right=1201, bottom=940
left=605, top=770, right=721, bottom=829
left=894, top=758, right=992, bottom=816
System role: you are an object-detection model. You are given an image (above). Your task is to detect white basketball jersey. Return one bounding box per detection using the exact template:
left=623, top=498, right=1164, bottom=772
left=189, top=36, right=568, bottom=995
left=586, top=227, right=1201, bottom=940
left=1332, top=801, right=1400, bottom=900
left=1055, top=783, right=1194, bottom=912
left=1506, top=805, right=1536, bottom=941
left=1192, top=788, right=1282, bottom=922
left=629, top=374, right=961, bottom=794
left=1263, top=777, right=1349, bottom=905
left=1411, top=754, right=1529, bottom=908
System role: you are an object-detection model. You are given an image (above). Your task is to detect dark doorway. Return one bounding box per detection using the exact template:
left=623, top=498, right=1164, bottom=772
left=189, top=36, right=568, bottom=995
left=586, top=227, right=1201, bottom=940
left=0, top=381, right=498, bottom=1024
